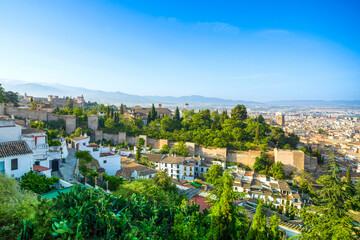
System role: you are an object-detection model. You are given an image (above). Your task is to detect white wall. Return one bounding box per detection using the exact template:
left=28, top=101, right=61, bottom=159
left=0, top=125, right=22, bottom=142
left=1, top=153, right=33, bottom=178
left=99, top=155, right=121, bottom=176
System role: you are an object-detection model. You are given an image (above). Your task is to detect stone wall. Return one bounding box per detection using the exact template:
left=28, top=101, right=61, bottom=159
left=227, top=150, right=261, bottom=168
left=274, top=148, right=317, bottom=171
left=195, top=146, right=227, bottom=160
left=185, top=142, right=196, bottom=156
left=63, top=115, right=76, bottom=134
left=0, top=104, right=4, bottom=115
left=87, top=115, right=98, bottom=131
left=1, top=103, right=75, bottom=133
left=158, top=139, right=169, bottom=149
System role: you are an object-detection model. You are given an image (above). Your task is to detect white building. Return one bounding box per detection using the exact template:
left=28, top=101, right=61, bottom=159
left=154, top=155, right=213, bottom=181
left=116, top=160, right=156, bottom=180
left=0, top=117, right=65, bottom=177
left=0, top=140, right=33, bottom=178
left=76, top=142, right=122, bottom=176
left=232, top=169, right=302, bottom=211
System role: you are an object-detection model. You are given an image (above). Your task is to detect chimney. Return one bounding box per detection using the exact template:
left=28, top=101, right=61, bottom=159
left=158, top=104, right=162, bottom=108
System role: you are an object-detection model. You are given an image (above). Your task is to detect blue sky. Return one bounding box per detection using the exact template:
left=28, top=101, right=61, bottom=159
left=0, top=0, right=359, bottom=101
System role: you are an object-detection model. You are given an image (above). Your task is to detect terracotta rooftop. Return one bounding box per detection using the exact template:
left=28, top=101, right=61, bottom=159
left=87, top=143, right=100, bottom=148
left=0, top=140, right=33, bottom=158
left=189, top=195, right=212, bottom=212
left=143, top=153, right=165, bottom=163
left=161, top=156, right=184, bottom=164
left=71, top=136, right=90, bottom=141
left=100, top=152, right=116, bottom=157
left=33, top=164, right=52, bottom=172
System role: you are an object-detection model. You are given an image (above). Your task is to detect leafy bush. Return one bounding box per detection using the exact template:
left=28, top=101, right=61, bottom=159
left=20, top=170, right=59, bottom=194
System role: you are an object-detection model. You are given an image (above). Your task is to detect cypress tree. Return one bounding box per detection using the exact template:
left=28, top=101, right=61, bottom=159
left=174, top=107, right=180, bottom=121
left=247, top=200, right=267, bottom=240
left=120, top=103, right=124, bottom=115
left=150, top=104, right=157, bottom=121
left=346, top=166, right=351, bottom=184
left=268, top=214, right=281, bottom=240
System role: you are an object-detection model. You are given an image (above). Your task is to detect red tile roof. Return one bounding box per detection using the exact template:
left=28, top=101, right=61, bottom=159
left=189, top=195, right=212, bottom=212
left=33, top=164, right=52, bottom=172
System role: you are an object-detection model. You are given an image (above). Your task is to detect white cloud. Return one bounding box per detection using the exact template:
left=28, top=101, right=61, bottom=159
left=157, top=17, right=240, bottom=34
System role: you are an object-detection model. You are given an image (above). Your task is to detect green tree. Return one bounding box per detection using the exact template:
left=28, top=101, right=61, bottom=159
left=4, top=91, right=20, bottom=106
left=253, top=153, right=271, bottom=172
left=0, top=84, right=6, bottom=103
left=231, top=104, right=247, bottom=121
left=161, top=144, right=170, bottom=154
left=174, top=107, right=180, bottom=121
left=209, top=172, right=248, bottom=240
left=247, top=200, right=267, bottom=240
left=66, top=98, right=74, bottom=109
left=74, top=150, right=94, bottom=164
left=297, top=152, right=359, bottom=239
left=0, top=175, right=39, bottom=239
left=135, top=138, right=145, bottom=161
left=20, top=170, right=59, bottom=194
left=347, top=166, right=351, bottom=184
left=169, top=141, right=189, bottom=157
left=30, top=101, right=37, bottom=110
left=292, top=170, right=314, bottom=193
left=120, top=103, right=124, bottom=115
left=153, top=170, right=175, bottom=192
left=268, top=214, right=281, bottom=240
left=271, top=161, right=285, bottom=180
left=104, top=117, right=115, bottom=129
left=205, top=164, right=224, bottom=186
left=149, top=103, right=157, bottom=122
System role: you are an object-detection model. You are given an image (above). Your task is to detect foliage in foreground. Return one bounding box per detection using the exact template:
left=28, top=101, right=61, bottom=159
left=20, top=170, right=59, bottom=194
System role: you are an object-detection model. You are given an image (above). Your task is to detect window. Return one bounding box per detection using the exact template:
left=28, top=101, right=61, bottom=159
left=177, top=164, right=179, bottom=168
left=11, top=158, right=18, bottom=170
left=184, top=167, right=187, bottom=171
left=201, top=168, right=204, bottom=172
left=184, top=172, right=187, bottom=176
left=195, top=167, right=198, bottom=171
left=190, top=167, right=192, bottom=171
left=165, top=163, right=167, bottom=167
left=190, top=172, right=192, bottom=176
left=35, top=161, right=40, bottom=165
left=171, top=164, right=173, bottom=168
left=103, top=160, right=107, bottom=164
left=177, top=170, right=179, bottom=173
left=235, top=187, right=237, bottom=191
left=0, top=161, right=4, bottom=174
left=171, top=170, right=173, bottom=173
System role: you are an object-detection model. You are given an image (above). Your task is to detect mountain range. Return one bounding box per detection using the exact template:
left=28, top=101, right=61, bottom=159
left=1, top=79, right=359, bottom=108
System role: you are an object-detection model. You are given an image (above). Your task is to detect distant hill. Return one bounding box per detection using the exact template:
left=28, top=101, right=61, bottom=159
left=1, top=80, right=257, bottom=108
left=2, top=79, right=359, bottom=108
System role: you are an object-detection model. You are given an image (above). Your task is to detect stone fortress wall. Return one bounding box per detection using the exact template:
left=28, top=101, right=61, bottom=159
left=0, top=103, right=76, bottom=133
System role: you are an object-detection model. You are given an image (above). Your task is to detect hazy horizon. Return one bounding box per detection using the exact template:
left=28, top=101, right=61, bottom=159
left=1, top=1, right=359, bottom=101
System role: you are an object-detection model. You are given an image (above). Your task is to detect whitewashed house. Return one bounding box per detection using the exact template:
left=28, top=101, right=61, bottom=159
left=0, top=140, right=33, bottom=178
left=77, top=142, right=122, bottom=176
